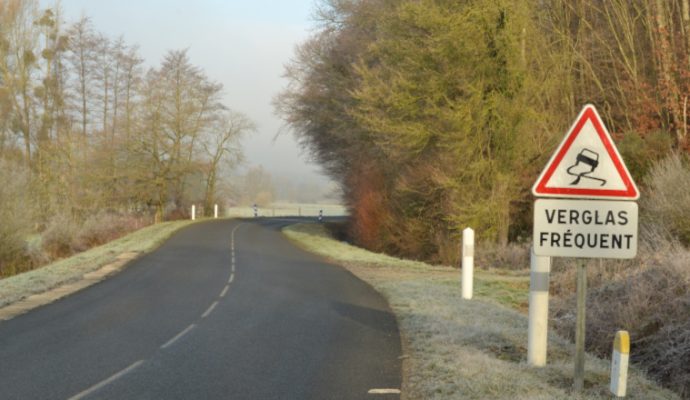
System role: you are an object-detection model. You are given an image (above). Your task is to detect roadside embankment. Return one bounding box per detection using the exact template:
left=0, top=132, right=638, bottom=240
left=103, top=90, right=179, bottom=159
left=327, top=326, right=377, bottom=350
left=0, top=220, right=198, bottom=317
left=283, top=223, right=678, bottom=400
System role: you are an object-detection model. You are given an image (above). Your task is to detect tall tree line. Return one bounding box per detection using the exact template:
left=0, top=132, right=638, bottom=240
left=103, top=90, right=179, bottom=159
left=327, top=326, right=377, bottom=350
left=0, top=0, right=252, bottom=227
left=277, top=0, right=686, bottom=264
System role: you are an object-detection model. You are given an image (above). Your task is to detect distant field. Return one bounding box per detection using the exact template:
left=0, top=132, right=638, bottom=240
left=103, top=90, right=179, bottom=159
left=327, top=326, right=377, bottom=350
left=225, top=203, right=348, bottom=218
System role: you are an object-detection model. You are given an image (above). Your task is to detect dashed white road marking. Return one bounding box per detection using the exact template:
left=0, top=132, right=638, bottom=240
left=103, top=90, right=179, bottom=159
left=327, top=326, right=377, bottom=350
left=70, top=222, right=246, bottom=400
left=68, top=360, right=145, bottom=400
left=230, top=223, right=242, bottom=242
left=201, top=301, right=219, bottom=319
left=368, top=388, right=401, bottom=395
left=230, top=224, right=240, bottom=275
left=161, top=324, right=196, bottom=349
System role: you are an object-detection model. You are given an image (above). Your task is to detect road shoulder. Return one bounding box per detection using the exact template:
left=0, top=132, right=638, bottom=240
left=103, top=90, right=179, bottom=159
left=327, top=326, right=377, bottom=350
left=283, top=223, right=678, bottom=400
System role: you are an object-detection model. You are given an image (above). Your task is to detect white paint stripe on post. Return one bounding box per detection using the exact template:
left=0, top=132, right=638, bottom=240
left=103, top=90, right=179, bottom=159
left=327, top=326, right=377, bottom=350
left=191, top=205, right=196, bottom=221
left=610, top=330, right=630, bottom=397
left=462, top=227, right=474, bottom=300
left=528, top=246, right=551, bottom=367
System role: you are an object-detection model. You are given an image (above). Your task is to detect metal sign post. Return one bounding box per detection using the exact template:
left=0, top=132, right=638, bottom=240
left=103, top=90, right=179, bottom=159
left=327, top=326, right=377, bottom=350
left=574, top=260, right=587, bottom=391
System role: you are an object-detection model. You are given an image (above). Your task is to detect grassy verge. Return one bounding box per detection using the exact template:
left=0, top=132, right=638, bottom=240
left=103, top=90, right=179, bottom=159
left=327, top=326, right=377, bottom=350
left=0, top=219, right=198, bottom=308
left=283, top=223, right=678, bottom=400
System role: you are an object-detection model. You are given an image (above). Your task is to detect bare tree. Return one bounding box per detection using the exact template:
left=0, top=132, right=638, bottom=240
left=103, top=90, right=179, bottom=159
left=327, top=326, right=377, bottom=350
left=201, top=110, right=253, bottom=215
left=157, top=49, right=223, bottom=209
left=65, top=16, right=97, bottom=145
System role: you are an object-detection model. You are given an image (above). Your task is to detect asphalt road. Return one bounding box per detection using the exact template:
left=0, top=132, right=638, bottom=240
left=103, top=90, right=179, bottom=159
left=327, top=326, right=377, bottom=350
left=0, top=218, right=401, bottom=399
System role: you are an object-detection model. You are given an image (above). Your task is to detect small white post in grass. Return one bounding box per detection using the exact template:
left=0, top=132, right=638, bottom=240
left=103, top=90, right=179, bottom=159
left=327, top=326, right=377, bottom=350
left=610, top=330, right=630, bottom=397
left=214, top=204, right=218, bottom=219
left=191, top=205, right=196, bottom=220
left=528, top=247, right=551, bottom=367
left=461, top=227, right=474, bottom=300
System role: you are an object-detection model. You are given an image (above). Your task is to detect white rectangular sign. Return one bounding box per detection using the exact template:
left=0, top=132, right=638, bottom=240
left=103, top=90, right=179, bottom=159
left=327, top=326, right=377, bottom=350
left=533, top=199, right=638, bottom=259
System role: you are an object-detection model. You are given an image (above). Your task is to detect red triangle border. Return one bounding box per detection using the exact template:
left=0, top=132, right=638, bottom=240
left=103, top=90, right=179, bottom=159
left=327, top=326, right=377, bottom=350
left=533, top=105, right=639, bottom=199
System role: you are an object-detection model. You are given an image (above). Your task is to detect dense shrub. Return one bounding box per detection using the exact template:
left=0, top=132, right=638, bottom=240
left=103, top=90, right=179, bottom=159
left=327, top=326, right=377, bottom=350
left=640, top=153, right=690, bottom=245
left=0, top=160, right=33, bottom=275
left=41, top=214, right=81, bottom=258
left=550, top=246, right=690, bottom=398
left=75, top=212, right=144, bottom=251
left=41, top=211, right=149, bottom=258
left=475, top=242, right=531, bottom=270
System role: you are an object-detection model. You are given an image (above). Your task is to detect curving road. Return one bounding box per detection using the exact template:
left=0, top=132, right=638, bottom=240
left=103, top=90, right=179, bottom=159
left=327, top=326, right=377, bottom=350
left=0, top=218, right=401, bottom=399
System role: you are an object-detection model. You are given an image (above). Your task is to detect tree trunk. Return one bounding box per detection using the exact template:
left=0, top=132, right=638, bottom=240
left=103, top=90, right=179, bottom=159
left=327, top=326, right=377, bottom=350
left=654, top=0, right=684, bottom=145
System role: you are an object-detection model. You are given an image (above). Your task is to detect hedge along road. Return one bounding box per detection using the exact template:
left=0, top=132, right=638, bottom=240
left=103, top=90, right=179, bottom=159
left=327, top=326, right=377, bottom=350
left=0, top=218, right=402, bottom=399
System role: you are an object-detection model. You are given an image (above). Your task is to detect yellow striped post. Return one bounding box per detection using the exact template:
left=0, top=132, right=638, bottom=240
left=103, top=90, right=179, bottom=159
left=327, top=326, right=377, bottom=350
left=610, top=330, right=630, bottom=397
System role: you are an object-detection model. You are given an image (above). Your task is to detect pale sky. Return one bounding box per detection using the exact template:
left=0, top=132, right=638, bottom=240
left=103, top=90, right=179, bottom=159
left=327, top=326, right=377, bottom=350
left=53, top=0, right=330, bottom=186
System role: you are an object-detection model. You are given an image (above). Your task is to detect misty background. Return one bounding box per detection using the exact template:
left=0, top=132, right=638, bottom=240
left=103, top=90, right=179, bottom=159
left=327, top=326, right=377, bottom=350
left=53, top=0, right=337, bottom=203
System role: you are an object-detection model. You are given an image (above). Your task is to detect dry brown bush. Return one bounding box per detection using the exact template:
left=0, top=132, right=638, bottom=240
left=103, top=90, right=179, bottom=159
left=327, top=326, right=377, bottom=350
left=74, top=212, right=145, bottom=251
left=41, top=214, right=81, bottom=258
left=475, top=241, right=531, bottom=270
left=41, top=212, right=148, bottom=260
left=637, top=321, right=690, bottom=399
left=641, top=153, right=690, bottom=245
left=550, top=247, right=690, bottom=398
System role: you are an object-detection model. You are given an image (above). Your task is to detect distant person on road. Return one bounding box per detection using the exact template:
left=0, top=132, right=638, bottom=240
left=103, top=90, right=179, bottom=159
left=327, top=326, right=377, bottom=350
left=253, top=203, right=258, bottom=218
left=318, top=209, right=323, bottom=222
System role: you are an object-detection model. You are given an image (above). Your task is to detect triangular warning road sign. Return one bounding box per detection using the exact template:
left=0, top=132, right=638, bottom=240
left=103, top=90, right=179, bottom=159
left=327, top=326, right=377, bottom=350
left=532, top=104, right=639, bottom=200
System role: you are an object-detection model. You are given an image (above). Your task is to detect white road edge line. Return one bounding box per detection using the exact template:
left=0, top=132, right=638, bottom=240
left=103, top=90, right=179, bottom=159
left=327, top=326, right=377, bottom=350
left=220, top=285, right=230, bottom=298
left=201, top=301, right=219, bottom=318
left=368, top=388, right=401, bottom=395
left=68, top=360, right=145, bottom=400
left=161, top=324, right=196, bottom=349
left=228, top=273, right=234, bottom=284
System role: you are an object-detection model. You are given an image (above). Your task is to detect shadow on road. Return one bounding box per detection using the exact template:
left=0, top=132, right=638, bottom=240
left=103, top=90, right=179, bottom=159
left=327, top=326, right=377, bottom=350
left=330, top=301, right=398, bottom=334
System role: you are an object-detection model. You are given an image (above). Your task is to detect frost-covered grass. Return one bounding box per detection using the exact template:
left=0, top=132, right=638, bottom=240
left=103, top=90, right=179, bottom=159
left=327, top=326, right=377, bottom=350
left=283, top=223, right=678, bottom=400
left=0, top=220, right=197, bottom=308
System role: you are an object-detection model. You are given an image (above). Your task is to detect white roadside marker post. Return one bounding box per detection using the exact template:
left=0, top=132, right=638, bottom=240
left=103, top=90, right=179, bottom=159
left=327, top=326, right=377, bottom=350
left=461, top=227, right=474, bottom=300
left=610, top=330, right=630, bottom=397
left=191, top=205, right=196, bottom=221
left=214, top=204, right=218, bottom=219
left=528, top=247, right=551, bottom=366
